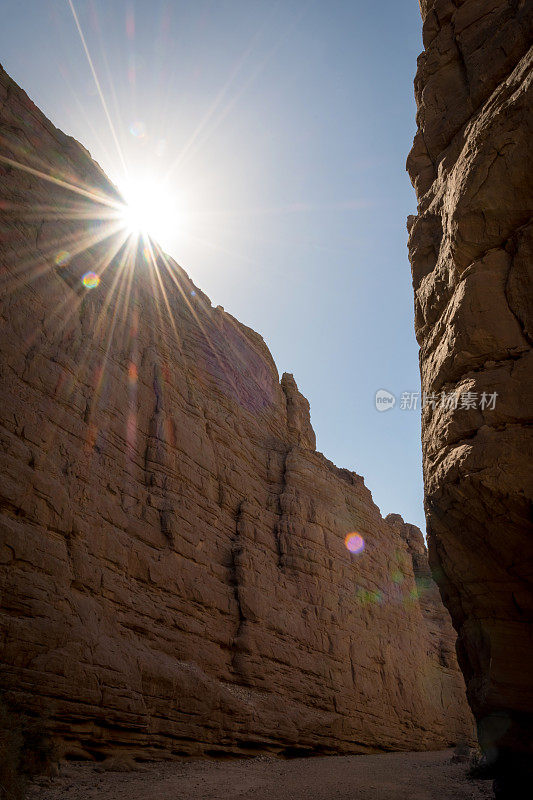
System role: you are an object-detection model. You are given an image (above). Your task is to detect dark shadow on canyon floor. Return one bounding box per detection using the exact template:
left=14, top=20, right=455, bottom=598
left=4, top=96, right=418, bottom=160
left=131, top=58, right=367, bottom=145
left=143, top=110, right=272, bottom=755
left=28, top=750, right=492, bottom=800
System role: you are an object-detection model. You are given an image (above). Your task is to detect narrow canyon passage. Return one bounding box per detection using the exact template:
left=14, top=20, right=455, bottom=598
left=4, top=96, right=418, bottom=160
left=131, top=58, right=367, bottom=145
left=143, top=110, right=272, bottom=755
left=0, top=61, right=473, bottom=762
left=0, top=0, right=531, bottom=797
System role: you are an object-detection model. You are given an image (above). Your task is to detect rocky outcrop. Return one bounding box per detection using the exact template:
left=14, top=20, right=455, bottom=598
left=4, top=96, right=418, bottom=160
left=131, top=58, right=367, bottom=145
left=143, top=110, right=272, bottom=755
left=407, top=1, right=533, bottom=794
left=0, top=63, right=473, bottom=760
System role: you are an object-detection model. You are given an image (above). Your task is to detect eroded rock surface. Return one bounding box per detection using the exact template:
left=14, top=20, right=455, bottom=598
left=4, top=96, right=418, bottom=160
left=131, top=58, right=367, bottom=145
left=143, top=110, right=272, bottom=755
left=407, top=0, right=533, bottom=793
left=0, top=64, right=473, bottom=760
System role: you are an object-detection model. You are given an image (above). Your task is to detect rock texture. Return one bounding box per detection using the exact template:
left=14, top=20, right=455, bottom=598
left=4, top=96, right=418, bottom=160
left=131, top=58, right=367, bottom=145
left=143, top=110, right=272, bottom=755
left=0, top=63, right=473, bottom=760
left=407, top=1, right=533, bottom=794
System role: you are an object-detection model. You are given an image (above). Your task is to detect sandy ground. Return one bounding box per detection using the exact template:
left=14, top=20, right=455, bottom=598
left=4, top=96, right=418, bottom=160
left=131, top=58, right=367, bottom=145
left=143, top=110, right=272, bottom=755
left=28, top=749, right=492, bottom=800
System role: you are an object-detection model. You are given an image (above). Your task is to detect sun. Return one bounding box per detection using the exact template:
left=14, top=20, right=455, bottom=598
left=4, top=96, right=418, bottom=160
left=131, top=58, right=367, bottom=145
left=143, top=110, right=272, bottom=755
left=118, top=177, right=179, bottom=247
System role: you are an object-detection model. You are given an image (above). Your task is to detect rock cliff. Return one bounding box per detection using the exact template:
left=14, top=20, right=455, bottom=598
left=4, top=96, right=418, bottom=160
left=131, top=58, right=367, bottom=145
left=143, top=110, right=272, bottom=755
left=0, top=63, right=473, bottom=760
left=407, top=0, right=533, bottom=794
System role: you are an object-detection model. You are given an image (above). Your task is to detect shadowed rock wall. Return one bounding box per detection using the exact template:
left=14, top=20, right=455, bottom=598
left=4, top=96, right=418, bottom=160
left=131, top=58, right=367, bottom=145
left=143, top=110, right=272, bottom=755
left=407, top=0, right=533, bottom=792
left=0, top=64, right=473, bottom=760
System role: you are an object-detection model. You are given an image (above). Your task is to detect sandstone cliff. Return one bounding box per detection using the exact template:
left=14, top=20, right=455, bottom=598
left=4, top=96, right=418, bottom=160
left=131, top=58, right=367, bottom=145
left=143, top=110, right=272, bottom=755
left=0, top=64, right=473, bottom=760
left=407, top=0, right=533, bottom=793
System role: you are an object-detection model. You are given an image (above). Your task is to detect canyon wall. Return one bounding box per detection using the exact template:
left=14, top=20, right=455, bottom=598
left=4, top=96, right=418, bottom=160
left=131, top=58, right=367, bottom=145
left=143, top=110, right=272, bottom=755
left=407, top=0, right=533, bottom=793
left=0, top=64, right=474, bottom=759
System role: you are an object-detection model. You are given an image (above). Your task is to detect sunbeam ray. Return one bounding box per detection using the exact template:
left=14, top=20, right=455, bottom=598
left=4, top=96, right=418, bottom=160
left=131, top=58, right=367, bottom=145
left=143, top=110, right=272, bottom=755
left=0, top=154, right=123, bottom=211
left=67, top=0, right=129, bottom=180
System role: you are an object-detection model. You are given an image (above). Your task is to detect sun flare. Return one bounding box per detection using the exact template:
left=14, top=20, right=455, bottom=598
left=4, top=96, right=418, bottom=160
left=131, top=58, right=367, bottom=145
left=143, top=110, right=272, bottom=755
left=119, top=177, right=179, bottom=247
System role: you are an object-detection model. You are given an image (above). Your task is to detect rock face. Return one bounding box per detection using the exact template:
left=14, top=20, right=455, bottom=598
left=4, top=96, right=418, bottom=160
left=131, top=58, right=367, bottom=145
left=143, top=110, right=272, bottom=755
left=0, top=63, right=473, bottom=760
left=407, top=0, right=533, bottom=792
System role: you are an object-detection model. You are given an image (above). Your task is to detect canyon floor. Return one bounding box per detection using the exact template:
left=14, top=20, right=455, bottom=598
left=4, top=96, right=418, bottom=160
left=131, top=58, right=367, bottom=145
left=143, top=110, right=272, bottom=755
left=29, top=750, right=491, bottom=799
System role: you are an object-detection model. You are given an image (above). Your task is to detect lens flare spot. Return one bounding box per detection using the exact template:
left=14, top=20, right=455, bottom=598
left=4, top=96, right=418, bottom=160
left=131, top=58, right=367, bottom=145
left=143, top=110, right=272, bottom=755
left=391, top=569, right=404, bottom=584
left=345, top=532, right=365, bottom=554
left=356, top=588, right=382, bottom=606
left=403, top=588, right=419, bottom=605
left=82, top=271, right=100, bottom=289
left=54, top=250, right=71, bottom=267
left=128, top=362, right=138, bottom=385
left=129, top=120, right=146, bottom=138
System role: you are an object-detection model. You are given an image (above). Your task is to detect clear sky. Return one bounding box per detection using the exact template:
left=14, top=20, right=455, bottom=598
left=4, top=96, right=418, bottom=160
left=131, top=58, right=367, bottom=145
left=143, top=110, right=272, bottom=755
left=1, top=1, right=427, bottom=531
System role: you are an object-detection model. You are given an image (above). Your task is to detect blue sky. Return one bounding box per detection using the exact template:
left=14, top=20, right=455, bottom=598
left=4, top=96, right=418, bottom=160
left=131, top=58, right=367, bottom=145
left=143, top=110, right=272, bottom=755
left=1, top=1, right=426, bottom=531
